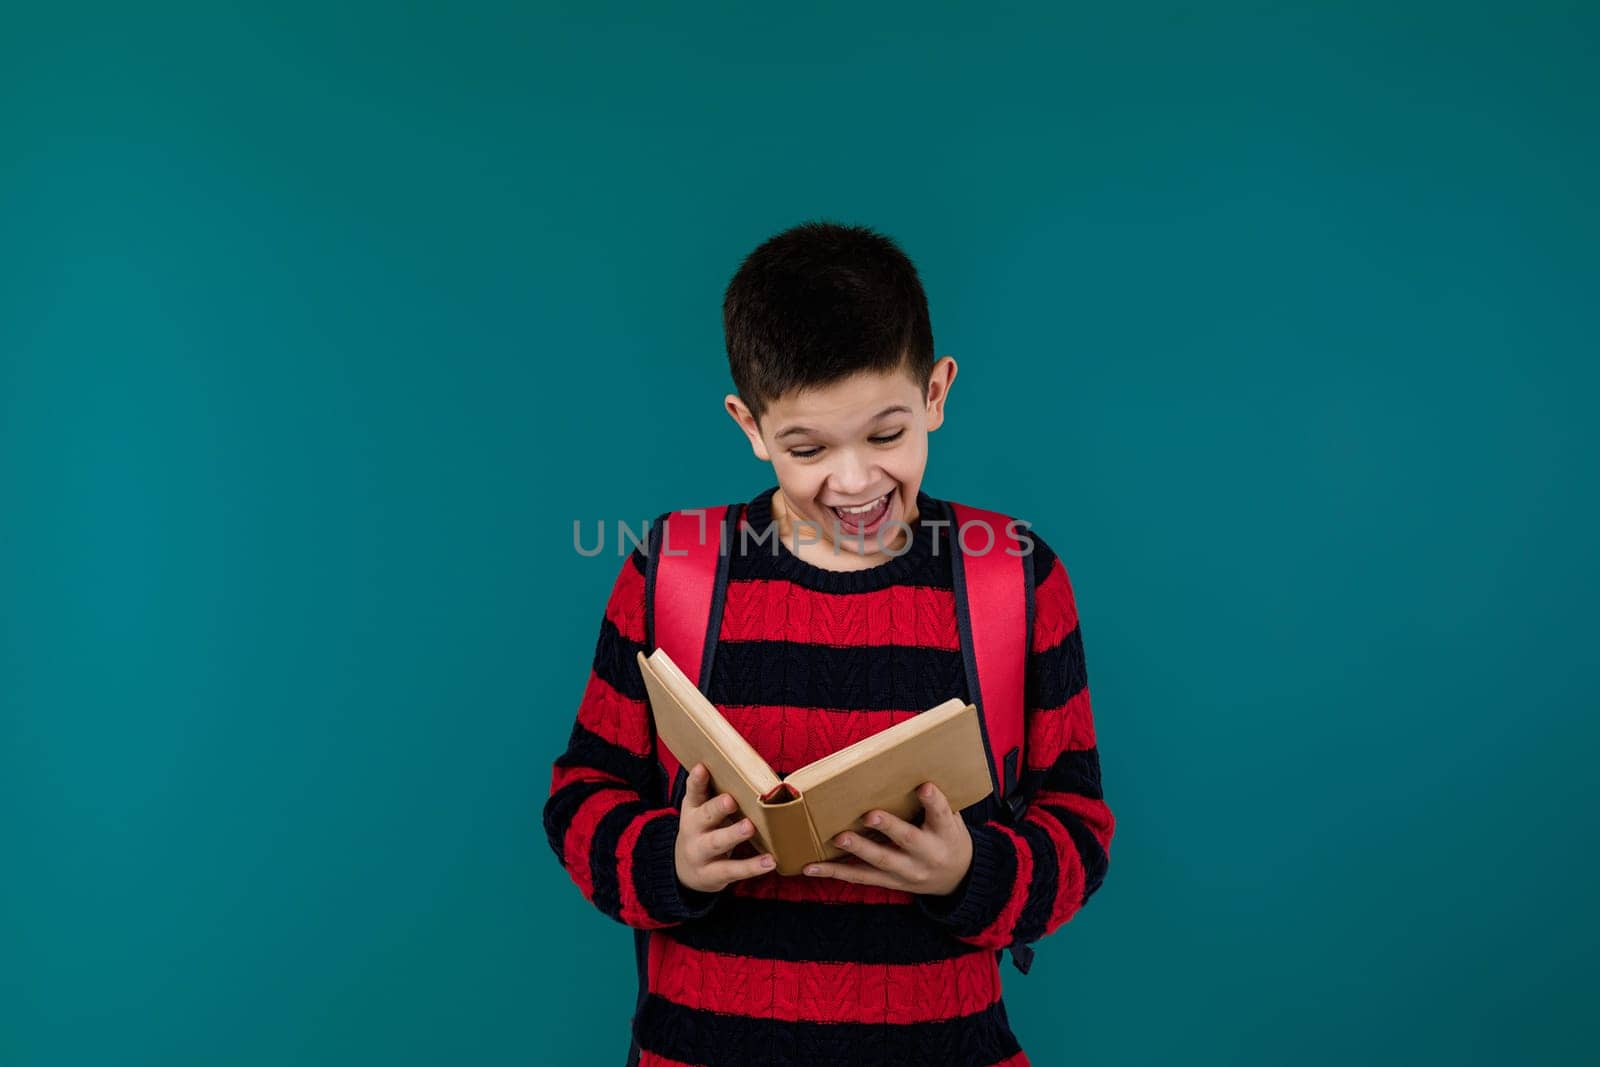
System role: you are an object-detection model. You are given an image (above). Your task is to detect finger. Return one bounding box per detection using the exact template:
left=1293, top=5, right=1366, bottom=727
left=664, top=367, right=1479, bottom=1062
left=862, top=809, right=926, bottom=853
left=919, top=782, right=955, bottom=828
left=703, top=852, right=776, bottom=883
left=699, top=816, right=756, bottom=858
left=694, top=787, right=739, bottom=831
left=802, top=859, right=898, bottom=888
left=833, top=829, right=915, bottom=879
left=682, top=763, right=710, bottom=812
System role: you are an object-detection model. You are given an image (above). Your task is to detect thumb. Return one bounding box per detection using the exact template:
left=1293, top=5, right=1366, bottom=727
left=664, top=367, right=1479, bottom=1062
left=919, top=782, right=954, bottom=829
left=682, top=763, right=709, bottom=812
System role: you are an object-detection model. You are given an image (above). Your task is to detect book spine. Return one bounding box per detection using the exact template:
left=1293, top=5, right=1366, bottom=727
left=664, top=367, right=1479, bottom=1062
left=757, top=784, right=824, bottom=876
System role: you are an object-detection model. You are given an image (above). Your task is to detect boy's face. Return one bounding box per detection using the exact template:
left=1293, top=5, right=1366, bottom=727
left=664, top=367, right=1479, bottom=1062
left=726, top=355, right=957, bottom=563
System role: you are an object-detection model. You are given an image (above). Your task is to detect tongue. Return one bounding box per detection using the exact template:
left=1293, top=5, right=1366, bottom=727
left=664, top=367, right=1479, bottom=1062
left=834, top=494, right=889, bottom=533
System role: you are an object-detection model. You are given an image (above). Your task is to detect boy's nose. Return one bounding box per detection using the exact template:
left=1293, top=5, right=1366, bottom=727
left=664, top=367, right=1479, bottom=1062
left=828, top=453, right=877, bottom=498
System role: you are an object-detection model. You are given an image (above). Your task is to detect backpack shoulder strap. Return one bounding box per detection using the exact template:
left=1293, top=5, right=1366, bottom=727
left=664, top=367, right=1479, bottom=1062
left=643, top=504, right=742, bottom=807
left=946, top=499, right=1034, bottom=819
left=947, top=498, right=1037, bottom=975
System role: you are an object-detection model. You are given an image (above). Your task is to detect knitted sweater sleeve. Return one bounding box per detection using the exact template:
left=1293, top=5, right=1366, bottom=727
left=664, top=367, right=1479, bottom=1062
left=541, top=543, right=724, bottom=929
left=916, top=532, right=1116, bottom=948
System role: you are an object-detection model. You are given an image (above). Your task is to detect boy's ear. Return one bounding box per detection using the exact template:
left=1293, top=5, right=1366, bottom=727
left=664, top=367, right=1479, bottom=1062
left=725, top=394, right=772, bottom=461
left=925, top=356, right=958, bottom=432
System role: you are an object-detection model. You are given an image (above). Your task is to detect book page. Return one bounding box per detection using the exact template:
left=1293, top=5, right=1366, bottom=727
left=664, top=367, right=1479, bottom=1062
left=638, top=648, right=782, bottom=797
left=784, top=698, right=970, bottom=791
left=786, top=699, right=995, bottom=856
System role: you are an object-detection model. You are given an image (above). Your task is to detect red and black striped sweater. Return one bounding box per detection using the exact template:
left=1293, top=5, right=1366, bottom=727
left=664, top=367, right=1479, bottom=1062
left=543, top=485, right=1114, bottom=1066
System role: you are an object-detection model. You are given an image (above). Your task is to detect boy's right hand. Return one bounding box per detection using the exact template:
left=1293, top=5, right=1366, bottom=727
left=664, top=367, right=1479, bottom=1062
left=675, top=763, right=776, bottom=893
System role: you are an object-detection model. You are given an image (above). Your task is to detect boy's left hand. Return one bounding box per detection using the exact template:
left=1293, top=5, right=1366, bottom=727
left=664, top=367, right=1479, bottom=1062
left=802, top=781, right=972, bottom=896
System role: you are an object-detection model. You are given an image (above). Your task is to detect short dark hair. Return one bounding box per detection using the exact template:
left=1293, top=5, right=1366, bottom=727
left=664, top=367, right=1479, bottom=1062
left=723, top=220, right=935, bottom=425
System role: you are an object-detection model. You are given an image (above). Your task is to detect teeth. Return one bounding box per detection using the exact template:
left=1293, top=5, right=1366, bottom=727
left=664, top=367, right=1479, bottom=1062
left=836, top=493, right=889, bottom=514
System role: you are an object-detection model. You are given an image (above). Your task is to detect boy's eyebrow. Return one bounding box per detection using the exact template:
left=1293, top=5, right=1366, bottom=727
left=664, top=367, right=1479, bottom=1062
left=775, top=404, right=912, bottom=440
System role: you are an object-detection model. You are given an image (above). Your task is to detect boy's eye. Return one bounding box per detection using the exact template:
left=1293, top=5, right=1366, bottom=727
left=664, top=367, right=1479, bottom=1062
left=787, top=429, right=902, bottom=460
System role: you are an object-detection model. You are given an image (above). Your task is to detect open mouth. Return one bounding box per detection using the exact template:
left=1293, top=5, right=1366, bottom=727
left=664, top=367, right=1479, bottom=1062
left=828, top=488, right=894, bottom=537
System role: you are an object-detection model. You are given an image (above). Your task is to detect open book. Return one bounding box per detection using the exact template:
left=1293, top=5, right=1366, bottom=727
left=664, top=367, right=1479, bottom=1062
left=636, top=647, right=995, bottom=876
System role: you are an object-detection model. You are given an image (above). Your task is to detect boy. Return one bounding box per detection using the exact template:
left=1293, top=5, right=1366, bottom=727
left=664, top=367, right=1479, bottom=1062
left=543, top=221, right=1114, bottom=1066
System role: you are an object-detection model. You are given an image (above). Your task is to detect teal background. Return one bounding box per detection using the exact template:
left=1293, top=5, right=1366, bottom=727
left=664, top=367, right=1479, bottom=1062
left=2, top=2, right=1595, bottom=1064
